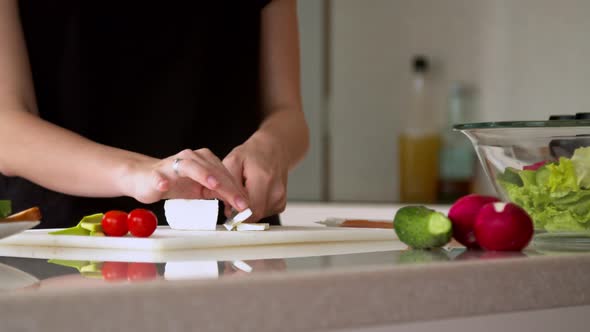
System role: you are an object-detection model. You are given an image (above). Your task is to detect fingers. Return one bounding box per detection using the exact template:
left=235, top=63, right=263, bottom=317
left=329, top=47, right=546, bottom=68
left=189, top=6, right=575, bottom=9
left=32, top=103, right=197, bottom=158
left=244, top=172, right=287, bottom=223
left=268, top=181, right=287, bottom=215
left=243, top=170, right=272, bottom=223
left=134, top=170, right=170, bottom=204
left=224, top=149, right=285, bottom=221
left=223, top=153, right=245, bottom=218
left=172, top=149, right=249, bottom=211
left=152, top=170, right=170, bottom=192
left=194, top=148, right=249, bottom=199
left=247, top=174, right=287, bottom=222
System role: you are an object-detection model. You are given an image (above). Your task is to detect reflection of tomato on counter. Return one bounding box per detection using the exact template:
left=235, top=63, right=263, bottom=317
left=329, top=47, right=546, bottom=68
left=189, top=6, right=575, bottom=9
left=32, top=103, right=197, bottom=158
left=47, top=259, right=160, bottom=284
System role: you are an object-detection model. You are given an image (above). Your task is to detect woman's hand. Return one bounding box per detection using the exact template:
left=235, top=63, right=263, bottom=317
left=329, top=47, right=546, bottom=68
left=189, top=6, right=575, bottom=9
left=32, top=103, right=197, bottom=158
left=122, top=148, right=249, bottom=211
left=222, top=134, right=288, bottom=222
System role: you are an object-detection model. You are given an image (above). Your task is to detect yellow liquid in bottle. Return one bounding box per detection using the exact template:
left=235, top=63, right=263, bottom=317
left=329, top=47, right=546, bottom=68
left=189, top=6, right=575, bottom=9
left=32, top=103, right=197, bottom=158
left=399, top=133, right=441, bottom=203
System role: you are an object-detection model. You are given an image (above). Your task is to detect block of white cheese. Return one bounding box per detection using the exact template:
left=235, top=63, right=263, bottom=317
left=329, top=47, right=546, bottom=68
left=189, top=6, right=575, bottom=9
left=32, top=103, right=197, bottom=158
left=164, top=199, right=218, bottom=231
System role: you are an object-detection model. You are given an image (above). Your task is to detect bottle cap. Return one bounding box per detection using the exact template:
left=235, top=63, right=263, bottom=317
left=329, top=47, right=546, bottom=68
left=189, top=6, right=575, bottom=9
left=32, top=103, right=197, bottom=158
left=412, top=55, right=429, bottom=73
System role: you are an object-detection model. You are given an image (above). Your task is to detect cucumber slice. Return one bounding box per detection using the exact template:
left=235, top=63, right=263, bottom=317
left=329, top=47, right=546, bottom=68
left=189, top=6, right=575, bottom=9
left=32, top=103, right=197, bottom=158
left=81, top=221, right=103, bottom=232
left=49, top=213, right=104, bottom=236
left=49, top=226, right=90, bottom=236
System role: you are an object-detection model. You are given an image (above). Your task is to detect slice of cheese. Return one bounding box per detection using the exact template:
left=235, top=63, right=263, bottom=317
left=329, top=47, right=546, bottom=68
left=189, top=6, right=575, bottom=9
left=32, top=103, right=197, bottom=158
left=164, top=199, right=218, bottom=231
left=223, top=208, right=253, bottom=231
left=236, top=223, right=270, bottom=231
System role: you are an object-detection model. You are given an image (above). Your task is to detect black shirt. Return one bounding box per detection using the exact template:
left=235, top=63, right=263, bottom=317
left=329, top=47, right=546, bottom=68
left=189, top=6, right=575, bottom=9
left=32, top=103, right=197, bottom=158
left=1, top=1, right=278, bottom=227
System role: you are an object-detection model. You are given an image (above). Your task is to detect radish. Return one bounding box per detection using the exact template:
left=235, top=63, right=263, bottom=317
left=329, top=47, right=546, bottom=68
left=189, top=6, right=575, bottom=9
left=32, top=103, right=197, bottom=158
left=448, top=194, right=500, bottom=248
left=523, top=160, right=549, bottom=171
left=474, top=202, right=534, bottom=251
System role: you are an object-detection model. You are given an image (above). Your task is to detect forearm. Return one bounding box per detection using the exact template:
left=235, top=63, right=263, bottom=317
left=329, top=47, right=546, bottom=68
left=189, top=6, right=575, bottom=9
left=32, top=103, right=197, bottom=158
left=250, top=108, right=309, bottom=170
left=0, top=1, right=144, bottom=197
left=0, top=109, right=151, bottom=197
left=256, top=0, right=308, bottom=170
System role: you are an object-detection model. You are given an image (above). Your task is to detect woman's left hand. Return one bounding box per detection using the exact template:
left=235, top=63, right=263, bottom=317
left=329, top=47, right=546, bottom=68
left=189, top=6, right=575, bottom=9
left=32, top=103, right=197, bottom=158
left=222, top=134, right=288, bottom=222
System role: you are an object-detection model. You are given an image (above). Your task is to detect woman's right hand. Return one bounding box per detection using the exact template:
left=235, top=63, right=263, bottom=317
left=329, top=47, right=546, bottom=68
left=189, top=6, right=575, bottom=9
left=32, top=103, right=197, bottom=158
left=121, top=148, right=249, bottom=211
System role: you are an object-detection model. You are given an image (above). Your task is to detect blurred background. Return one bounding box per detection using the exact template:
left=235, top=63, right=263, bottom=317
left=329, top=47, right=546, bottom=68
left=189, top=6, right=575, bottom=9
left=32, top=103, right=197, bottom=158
left=287, top=0, right=590, bottom=204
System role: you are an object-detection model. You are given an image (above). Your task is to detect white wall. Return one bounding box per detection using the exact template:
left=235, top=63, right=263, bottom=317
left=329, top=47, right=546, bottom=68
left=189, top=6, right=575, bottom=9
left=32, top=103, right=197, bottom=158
left=482, top=0, right=590, bottom=121
left=328, top=0, right=590, bottom=202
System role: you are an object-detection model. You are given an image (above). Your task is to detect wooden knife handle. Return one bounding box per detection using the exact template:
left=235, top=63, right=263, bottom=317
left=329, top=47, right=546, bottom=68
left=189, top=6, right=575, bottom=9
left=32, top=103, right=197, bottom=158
left=341, top=219, right=393, bottom=229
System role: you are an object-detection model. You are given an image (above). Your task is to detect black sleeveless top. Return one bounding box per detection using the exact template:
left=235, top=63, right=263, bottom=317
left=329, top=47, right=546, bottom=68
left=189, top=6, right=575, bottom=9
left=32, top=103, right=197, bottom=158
left=1, top=1, right=279, bottom=227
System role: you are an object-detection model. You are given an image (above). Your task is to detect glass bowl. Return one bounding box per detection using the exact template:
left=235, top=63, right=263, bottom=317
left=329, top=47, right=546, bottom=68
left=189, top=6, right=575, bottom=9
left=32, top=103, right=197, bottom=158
left=455, top=119, right=590, bottom=250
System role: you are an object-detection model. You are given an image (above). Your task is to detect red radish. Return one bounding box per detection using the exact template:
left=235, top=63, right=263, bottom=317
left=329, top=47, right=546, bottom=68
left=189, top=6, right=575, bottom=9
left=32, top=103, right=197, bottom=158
left=448, top=194, right=500, bottom=248
left=523, top=160, right=548, bottom=171
left=474, top=202, right=534, bottom=251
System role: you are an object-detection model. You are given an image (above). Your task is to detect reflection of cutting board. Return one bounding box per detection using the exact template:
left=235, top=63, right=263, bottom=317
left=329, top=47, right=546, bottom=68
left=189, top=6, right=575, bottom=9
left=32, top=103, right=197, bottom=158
left=0, top=241, right=402, bottom=263
left=0, top=226, right=395, bottom=251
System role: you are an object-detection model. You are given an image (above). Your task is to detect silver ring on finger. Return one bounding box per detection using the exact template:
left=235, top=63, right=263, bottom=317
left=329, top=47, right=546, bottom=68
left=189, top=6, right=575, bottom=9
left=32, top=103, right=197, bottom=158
left=172, top=158, right=183, bottom=176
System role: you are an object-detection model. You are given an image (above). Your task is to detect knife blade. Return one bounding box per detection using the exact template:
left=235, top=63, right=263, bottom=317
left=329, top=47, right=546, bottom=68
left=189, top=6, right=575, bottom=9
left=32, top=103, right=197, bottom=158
left=315, top=217, right=393, bottom=229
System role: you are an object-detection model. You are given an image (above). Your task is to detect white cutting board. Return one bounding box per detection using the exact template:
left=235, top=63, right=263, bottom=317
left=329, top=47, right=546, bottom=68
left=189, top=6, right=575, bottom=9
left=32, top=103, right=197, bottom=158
left=0, top=226, right=395, bottom=251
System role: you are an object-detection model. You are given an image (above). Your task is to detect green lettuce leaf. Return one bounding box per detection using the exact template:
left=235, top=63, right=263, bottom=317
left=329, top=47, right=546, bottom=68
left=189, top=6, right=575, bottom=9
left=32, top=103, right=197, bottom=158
left=497, top=151, right=590, bottom=232
left=541, top=209, right=587, bottom=232
left=572, top=146, right=590, bottom=189
left=544, top=158, right=579, bottom=196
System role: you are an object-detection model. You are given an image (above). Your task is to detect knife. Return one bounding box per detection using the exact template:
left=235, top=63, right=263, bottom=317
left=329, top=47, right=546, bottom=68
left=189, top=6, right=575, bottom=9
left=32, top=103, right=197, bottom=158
left=315, top=217, right=393, bottom=229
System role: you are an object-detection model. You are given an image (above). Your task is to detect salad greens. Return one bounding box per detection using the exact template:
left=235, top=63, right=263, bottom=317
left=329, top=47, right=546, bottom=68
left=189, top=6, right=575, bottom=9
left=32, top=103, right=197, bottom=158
left=498, top=147, right=590, bottom=232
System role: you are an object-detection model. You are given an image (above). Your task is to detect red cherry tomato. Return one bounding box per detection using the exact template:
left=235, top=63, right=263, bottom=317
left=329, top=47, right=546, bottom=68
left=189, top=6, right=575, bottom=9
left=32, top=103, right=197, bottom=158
left=101, top=210, right=129, bottom=237
left=127, top=262, right=158, bottom=281
left=101, top=261, right=129, bottom=281
left=127, top=208, right=157, bottom=238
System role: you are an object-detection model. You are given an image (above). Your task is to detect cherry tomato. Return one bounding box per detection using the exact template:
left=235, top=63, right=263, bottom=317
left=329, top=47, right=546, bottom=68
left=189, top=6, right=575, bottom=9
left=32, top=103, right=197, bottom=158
left=127, top=208, right=157, bottom=238
left=101, top=261, right=128, bottom=281
left=127, top=262, right=158, bottom=281
left=101, top=210, right=129, bottom=237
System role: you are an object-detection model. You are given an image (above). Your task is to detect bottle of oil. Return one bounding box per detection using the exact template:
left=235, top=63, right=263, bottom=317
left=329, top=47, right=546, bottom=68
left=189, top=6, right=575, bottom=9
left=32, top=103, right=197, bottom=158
left=437, top=83, right=477, bottom=203
left=399, top=56, right=441, bottom=203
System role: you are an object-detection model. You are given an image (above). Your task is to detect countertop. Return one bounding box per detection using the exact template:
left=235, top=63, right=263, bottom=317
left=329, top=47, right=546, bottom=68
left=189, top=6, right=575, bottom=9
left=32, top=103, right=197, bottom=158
left=0, top=202, right=589, bottom=332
